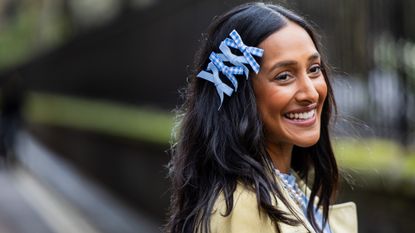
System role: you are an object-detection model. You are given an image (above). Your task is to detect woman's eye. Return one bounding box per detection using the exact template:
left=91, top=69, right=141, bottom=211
left=275, top=72, right=292, bottom=81
left=309, top=64, right=322, bottom=75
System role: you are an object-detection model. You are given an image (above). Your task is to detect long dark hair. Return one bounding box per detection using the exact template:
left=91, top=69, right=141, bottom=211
left=166, top=2, right=338, bottom=233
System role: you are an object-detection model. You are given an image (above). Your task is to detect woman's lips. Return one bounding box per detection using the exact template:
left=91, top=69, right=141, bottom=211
left=283, top=108, right=317, bottom=127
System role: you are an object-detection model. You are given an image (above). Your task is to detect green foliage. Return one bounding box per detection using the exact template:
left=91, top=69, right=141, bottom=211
left=0, top=2, right=70, bottom=70
left=0, top=3, right=37, bottom=69
left=404, top=152, right=415, bottom=177
left=334, top=138, right=415, bottom=195
left=334, top=138, right=405, bottom=172
left=24, top=92, right=174, bottom=145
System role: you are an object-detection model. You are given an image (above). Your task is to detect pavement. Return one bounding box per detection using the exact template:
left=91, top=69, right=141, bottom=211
left=0, top=130, right=161, bottom=233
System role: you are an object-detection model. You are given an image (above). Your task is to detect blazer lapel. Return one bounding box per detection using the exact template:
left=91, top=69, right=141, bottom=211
left=273, top=173, right=317, bottom=233
left=295, top=173, right=358, bottom=233
left=328, top=202, right=358, bottom=233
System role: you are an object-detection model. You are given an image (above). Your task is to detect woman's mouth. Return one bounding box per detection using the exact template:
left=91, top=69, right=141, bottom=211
left=284, top=109, right=316, bottom=121
left=283, top=109, right=317, bottom=127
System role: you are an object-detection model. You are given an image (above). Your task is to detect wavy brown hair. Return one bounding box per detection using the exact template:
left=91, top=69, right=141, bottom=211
left=166, top=2, right=338, bottom=233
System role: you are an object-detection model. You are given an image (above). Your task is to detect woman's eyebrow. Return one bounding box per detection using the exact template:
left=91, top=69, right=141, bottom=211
left=268, top=52, right=321, bottom=72
left=269, top=60, right=297, bottom=72
left=308, top=52, right=321, bottom=61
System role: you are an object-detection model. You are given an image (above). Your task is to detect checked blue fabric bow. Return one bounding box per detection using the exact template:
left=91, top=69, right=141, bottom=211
left=197, top=62, right=234, bottom=109
left=196, top=29, right=264, bottom=109
left=225, top=30, right=264, bottom=74
left=219, top=42, right=250, bottom=79
left=209, top=52, right=244, bottom=91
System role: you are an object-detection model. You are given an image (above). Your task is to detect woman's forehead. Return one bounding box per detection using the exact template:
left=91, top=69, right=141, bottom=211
left=258, top=22, right=319, bottom=67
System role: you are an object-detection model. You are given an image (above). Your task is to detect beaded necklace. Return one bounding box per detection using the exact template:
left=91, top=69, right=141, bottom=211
left=274, top=168, right=307, bottom=211
left=274, top=168, right=333, bottom=233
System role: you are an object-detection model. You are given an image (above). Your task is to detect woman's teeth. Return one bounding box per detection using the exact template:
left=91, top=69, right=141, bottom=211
left=285, top=109, right=315, bottom=120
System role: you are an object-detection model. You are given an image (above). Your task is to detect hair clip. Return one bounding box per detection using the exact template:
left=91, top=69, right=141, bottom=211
left=218, top=42, right=250, bottom=79
left=197, top=29, right=264, bottom=109
left=208, top=52, right=244, bottom=90
left=226, top=30, right=263, bottom=74
left=197, top=60, right=234, bottom=109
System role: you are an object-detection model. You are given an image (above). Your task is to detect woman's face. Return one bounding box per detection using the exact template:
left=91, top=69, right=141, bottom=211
left=252, top=21, right=327, bottom=148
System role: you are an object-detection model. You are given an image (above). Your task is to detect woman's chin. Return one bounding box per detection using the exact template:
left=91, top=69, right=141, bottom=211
left=293, top=134, right=320, bottom=148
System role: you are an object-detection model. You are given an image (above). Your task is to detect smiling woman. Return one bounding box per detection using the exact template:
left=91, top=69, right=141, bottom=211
left=166, top=2, right=357, bottom=233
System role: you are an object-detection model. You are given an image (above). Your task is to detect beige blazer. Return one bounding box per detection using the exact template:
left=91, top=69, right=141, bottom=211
left=210, top=176, right=358, bottom=233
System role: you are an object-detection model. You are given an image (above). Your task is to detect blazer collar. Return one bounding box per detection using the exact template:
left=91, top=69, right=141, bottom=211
left=273, top=171, right=317, bottom=233
left=274, top=171, right=358, bottom=233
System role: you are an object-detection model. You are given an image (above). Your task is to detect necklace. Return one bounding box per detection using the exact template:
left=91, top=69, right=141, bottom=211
left=274, top=169, right=333, bottom=233
left=274, top=168, right=307, bottom=210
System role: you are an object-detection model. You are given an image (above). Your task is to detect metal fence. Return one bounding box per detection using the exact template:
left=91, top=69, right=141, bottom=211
left=333, top=69, right=415, bottom=146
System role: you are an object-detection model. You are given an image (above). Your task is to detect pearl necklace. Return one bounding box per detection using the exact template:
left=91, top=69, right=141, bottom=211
left=274, top=168, right=307, bottom=210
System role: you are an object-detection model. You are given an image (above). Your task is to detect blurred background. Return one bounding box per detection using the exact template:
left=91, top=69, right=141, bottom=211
left=0, top=0, right=414, bottom=232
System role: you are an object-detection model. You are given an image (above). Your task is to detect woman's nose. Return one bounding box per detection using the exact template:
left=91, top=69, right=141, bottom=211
left=295, top=74, right=319, bottom=103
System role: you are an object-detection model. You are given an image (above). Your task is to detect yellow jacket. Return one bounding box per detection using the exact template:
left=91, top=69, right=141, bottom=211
left=210, top=176, right=358, bottom=233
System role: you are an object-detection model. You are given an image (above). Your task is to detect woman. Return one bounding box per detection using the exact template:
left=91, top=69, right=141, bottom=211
left=166, top=2, right=357, bottom=233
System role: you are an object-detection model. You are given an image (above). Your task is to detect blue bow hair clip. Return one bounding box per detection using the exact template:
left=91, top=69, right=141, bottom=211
left=226, top=30, right=264, bottom=74
left=197, top=62, right=234, bottom=109
left=196, top=29, right=264, bottom=109
left=209, top=52, right=244, bottom=90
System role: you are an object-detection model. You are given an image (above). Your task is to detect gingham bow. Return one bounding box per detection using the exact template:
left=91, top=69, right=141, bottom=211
left=196, top=29, right=264, bottom=110
left=225, top=30, right=264, bottom=74
left=197, top=62, right=233, bottom=109
left=209, top=52, right=244, bottom=90
left=219, top=41, right=249, bottom=79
